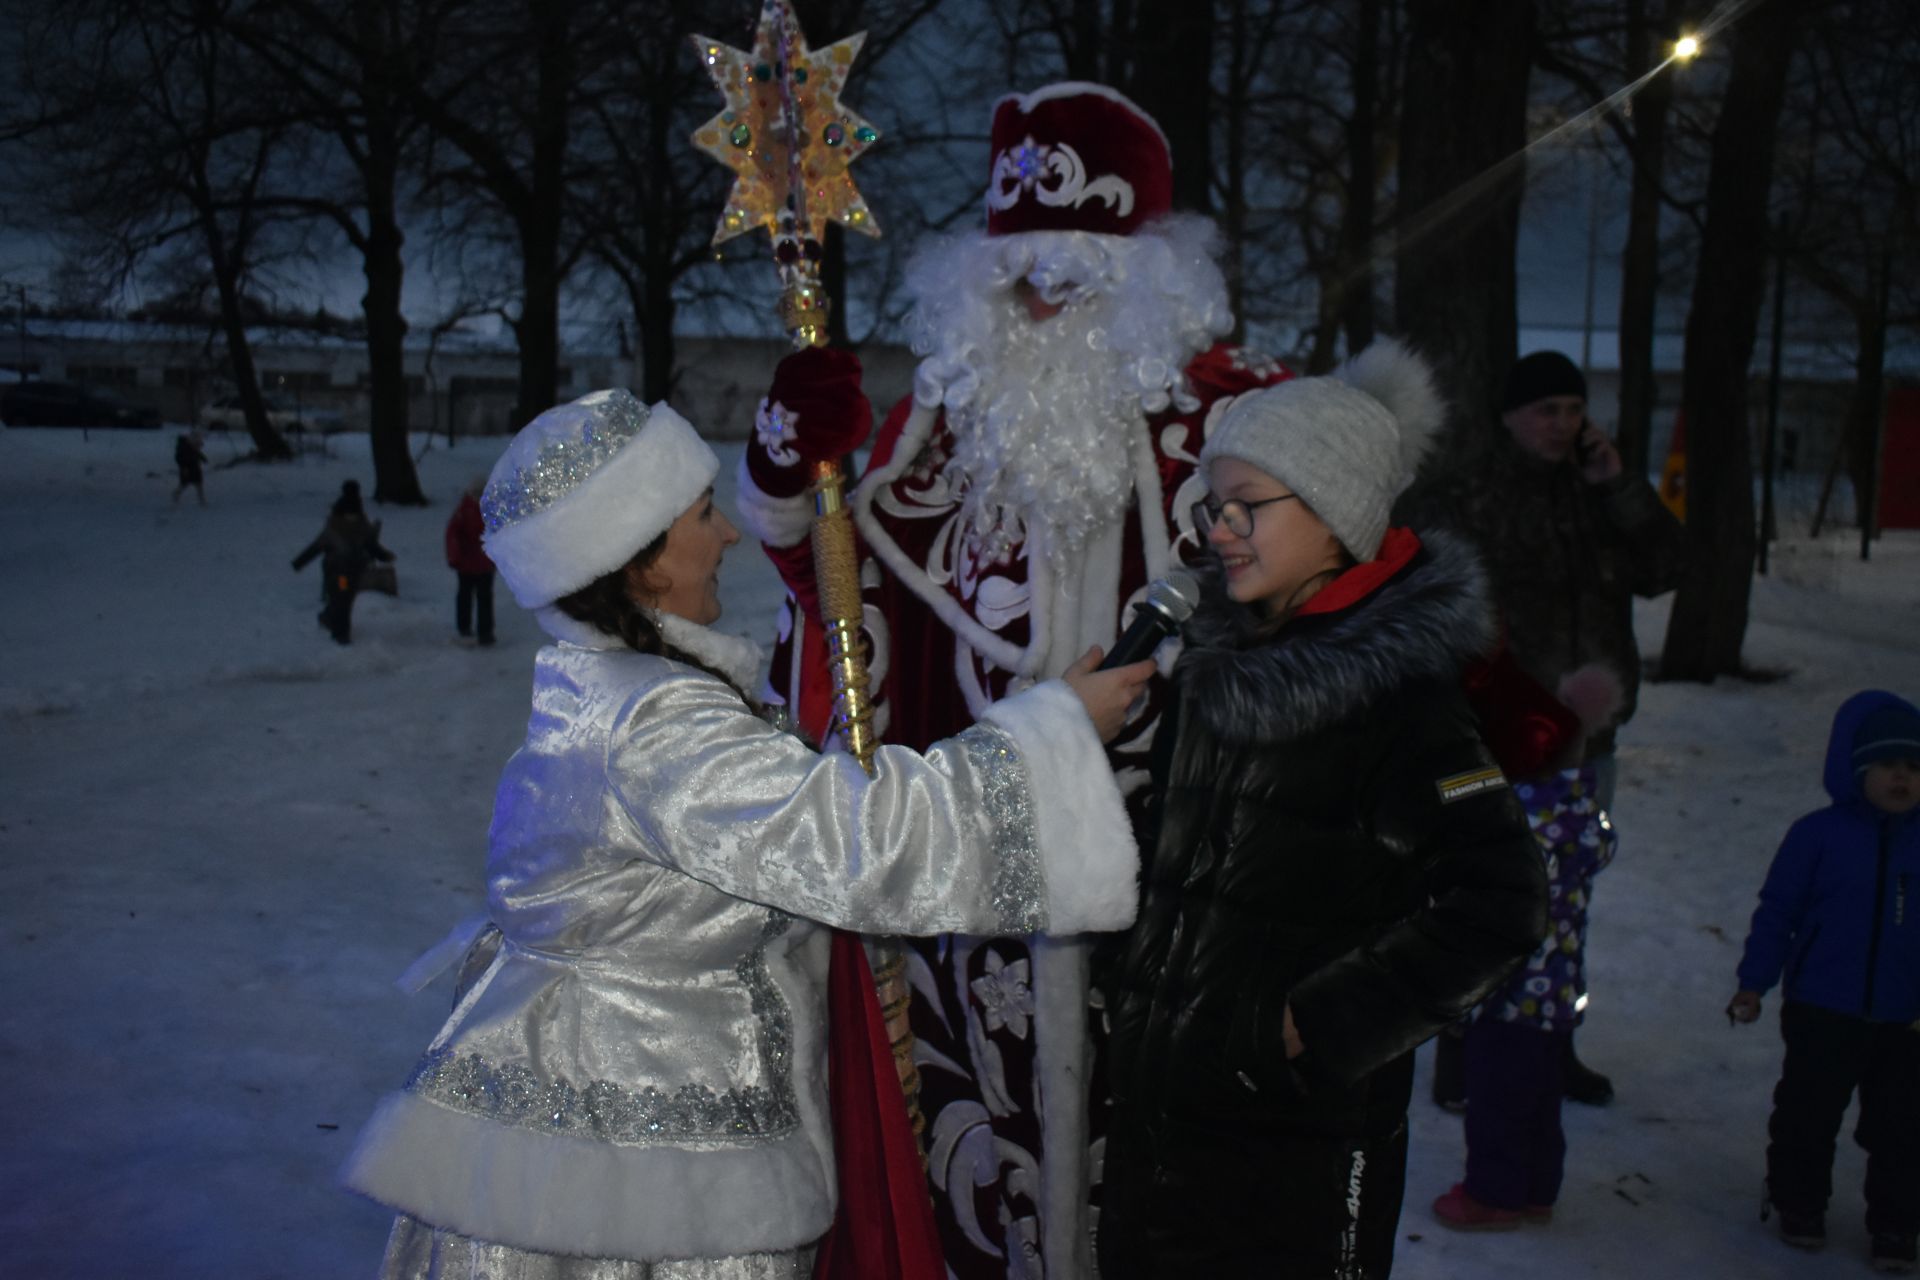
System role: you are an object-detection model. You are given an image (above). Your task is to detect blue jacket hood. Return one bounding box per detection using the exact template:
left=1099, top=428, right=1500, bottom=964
left=1824, top=689, right=1920, bottom=805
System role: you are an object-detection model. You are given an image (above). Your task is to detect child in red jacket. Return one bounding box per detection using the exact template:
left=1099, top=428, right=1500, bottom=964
left=445, top=477, right=497, bottom=645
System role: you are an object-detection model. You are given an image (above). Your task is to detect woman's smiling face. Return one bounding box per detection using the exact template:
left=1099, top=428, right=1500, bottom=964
left=629, top=488, right=740, bottom=625
left=1204, top=457, right=1346, bottom=617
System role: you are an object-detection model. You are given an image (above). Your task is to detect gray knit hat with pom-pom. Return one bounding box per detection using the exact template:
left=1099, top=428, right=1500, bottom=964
left=1199, top=338, right=1445, bottom=559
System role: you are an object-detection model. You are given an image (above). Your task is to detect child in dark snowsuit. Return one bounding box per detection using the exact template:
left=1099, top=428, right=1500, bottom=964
left=291, top=480, right=395, bottom=645
left=1729, top=690, right=1920, bottom=1274
left=173, top=432, right=208, bottom=506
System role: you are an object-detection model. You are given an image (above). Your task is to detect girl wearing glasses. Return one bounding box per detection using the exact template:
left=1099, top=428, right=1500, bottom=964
left=1098, top=341, right=1548, bottom=1278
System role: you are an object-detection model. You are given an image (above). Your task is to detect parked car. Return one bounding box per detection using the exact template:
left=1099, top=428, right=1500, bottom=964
left=0, top=381, right=162, bottom=429
left=198, top=394, right=345, bottom=435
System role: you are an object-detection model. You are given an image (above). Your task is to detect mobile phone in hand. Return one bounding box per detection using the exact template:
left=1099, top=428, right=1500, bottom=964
left=1574, top=420, right=1599, bottom=465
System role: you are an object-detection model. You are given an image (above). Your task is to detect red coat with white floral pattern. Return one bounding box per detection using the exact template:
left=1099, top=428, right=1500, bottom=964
left=744, top=342, right=1288, bottom=1280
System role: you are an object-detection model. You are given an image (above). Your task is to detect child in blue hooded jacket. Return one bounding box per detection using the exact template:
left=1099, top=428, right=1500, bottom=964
left=1729, top=689, right=1920, bottom=1273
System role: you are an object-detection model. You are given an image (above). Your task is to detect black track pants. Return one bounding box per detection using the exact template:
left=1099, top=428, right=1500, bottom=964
left=1100, top=1113, right=1409, bottom=1279
left=1767, top=1001, right=1920, bottom=1236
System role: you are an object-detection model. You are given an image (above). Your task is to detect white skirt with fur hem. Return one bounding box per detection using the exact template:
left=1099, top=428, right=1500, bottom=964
left=379, top=1214, right=814, bottom=1280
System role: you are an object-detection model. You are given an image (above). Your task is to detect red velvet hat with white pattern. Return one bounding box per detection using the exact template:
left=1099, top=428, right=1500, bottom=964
left=985, top=82, right=1173, bottom=238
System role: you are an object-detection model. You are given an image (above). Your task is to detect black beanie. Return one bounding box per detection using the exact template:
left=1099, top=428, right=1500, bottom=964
left=1854, top=703, right=1920, bottom=771
left=1501, top=351, right=1588, bottom=412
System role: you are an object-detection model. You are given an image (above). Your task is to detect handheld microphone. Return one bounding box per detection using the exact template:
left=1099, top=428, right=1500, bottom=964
left=1099, top=569, right=1201, bottom=669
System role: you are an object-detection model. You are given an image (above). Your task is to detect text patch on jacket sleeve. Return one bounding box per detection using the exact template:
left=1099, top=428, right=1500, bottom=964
left=1434, top=766, right=1509, bottom=804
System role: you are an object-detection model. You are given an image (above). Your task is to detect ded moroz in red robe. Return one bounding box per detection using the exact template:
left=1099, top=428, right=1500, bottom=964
left=738, top=341, right=1288, bottom=1279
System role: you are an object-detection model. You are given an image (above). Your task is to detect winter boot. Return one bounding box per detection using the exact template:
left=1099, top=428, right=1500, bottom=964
left=1432, top=1184, right=1523, bottom=1232
left=1562, top=1035, right=1614, bottom=1106
left=1774, top=1209, right=1826, bottom=1250
left=1431, top=1021, right=1467, bottom=1113
left=1871, top=1233, right=1918, bottom=1274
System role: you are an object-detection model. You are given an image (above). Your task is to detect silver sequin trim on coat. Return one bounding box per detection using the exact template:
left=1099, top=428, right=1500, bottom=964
left=958, top=722, right=1046, bottom=934
left=480, top=392, right=652, bottom=532
left=381, top=1214, right=815, bottom=1279
left=404, top=911, right=799, bottom=1145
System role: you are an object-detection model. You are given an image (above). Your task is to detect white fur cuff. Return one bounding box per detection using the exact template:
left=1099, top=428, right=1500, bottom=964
left=734, top=454, right=817, bottom=549
left=981, top=681, right=1138, bottom=933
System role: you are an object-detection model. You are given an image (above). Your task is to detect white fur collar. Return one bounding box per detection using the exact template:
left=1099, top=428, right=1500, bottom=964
left=652, top=612, right=767, bottom=692
left=533, top=606, right=765, bottom=693
left=533, top=606, right=625, bottom=650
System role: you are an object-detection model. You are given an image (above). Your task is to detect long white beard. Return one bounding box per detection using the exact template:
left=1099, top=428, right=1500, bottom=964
left=945, top=297, right=1144, bottom=564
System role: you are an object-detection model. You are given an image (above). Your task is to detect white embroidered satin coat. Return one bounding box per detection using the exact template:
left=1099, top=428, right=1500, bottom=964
left=341, top=616, right=1137, bottom=1263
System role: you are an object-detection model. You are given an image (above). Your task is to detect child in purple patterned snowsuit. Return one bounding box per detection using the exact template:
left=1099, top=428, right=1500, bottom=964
left=1434, top=764, right=1617, bottom=1228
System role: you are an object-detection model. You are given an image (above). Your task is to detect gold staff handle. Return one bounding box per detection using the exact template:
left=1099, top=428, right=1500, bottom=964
left=693, top=0, right=923, bottom=1168
left=783, top=268, right=921, bottom=1152
left=807, top=453, right=877, bottom=774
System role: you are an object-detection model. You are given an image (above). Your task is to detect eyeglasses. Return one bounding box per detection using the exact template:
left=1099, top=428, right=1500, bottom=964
left=1191, top=492, right=1300, bottom=538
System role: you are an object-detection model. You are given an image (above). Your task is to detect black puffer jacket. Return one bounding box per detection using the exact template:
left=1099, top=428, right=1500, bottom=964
left=1102, top=531, right=1547, bottom=1140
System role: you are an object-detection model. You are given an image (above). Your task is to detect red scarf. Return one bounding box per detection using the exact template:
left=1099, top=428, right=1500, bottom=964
left=1294, top=525, right=1422, bottom=618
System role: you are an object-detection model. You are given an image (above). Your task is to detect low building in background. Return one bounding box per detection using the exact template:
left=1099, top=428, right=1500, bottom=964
left=1, top=315, right=920, bottom=443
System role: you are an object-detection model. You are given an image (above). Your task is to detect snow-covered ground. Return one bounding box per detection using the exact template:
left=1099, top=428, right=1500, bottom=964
left=1, top=425, right=1915, bottom=1278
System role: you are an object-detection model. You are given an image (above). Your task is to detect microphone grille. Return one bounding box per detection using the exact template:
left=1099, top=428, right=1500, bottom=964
left=1146, top=568, right=1201, bottom=623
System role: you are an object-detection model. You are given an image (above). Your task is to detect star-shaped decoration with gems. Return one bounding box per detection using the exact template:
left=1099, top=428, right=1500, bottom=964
left=689, top=0, right=882, bottom=249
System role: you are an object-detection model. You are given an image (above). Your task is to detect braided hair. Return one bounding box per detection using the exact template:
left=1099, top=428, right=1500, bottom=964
left=552, top=533, right=750, bottom=702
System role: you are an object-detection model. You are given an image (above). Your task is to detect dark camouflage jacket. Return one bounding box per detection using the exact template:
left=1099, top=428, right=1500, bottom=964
left=1395, top=430, right=1686, bottom=757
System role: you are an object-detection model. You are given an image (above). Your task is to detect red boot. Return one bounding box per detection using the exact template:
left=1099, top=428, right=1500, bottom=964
left=1432, top=1183, right=1523, bottom=1231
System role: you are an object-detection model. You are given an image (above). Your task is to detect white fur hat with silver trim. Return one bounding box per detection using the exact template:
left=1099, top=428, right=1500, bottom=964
left=480, top=390, right=718, bottom=609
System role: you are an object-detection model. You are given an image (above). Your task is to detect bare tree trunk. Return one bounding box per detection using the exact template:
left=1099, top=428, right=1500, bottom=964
left=1303, top=299, right=1340, bottom=374
left=1220, top=0, right=1248, bottom=340
left=196, top=179, right=290, bottom=460
left=208, top=254, right=289, bottom=460
left=1338, top=0, right=1380, bottom=356
left=363, top=207, right=422, bottom=502
left=1068, top=0, right=1104, bottom=80
left=1107, top=0, right=1135, bottom=86
left=358, top=0, right=423, bottom=504
left=1844, top=258, right=1889, bottom=539
left=1127, top=0, right=1212, bottom=213
left=1616, top=0, right=1673, bottom=478
left=635, top=268, right=678, bottom=404
left=511, top=1, right=571, bottom=429
left=515, top=240, right=562, bottom=427
left=1659, top=0, right=1801, bottom=681
left=1393, top=0, right=1532, bottom=458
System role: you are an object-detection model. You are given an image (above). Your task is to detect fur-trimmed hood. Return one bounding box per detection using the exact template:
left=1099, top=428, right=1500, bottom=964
left=1176, top=528, right=1494, bottom=745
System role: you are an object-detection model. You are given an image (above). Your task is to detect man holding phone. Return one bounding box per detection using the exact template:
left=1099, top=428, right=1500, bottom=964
left=1398, top=349, right=1686, bottom=1108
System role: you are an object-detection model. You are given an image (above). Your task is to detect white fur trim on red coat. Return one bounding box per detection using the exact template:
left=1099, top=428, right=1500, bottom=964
left=1031, top=934, right=1096, bottom=1275
left=980, top=680, right=1138, bottom=934
left=853, top=403, right=1171, bottom=688
left=484, top=403, right=718, bottom=610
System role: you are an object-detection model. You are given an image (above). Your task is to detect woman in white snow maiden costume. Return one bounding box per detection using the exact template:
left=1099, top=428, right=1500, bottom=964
left=340, top=389, right=1154, bottom=1278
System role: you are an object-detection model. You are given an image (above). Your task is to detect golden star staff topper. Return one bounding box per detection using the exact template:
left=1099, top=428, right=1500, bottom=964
left=690, top=0, right=883, bottom=773
left=690, top=5, right=924, bottom=1162
left=690, top=1, right=882, bottom=348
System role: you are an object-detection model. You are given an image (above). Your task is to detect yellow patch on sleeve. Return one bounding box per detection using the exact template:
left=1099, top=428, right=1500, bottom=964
left=1435, top=765, right=1508, bottom=804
